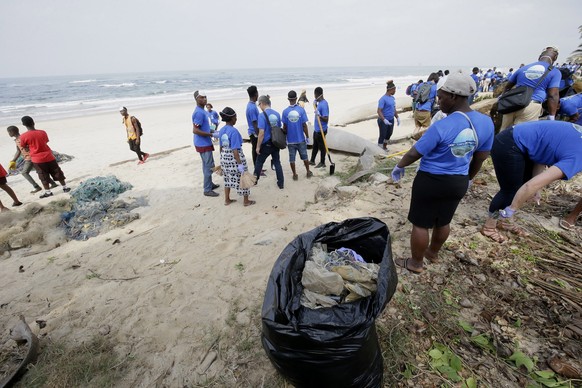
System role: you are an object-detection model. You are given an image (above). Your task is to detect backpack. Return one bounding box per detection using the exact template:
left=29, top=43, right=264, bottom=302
left=263, top=112, right=286, bottom=149
left=405, top=84, right=413, bottom=96
left=132, top=116, right=143, bottom=136
left=416, top=83, right=432, bottom=104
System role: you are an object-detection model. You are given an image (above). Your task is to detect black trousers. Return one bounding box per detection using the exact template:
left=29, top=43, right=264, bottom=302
left=129, top=139, right=146, bottom=160
left=310, top=131, right=327, bottom=164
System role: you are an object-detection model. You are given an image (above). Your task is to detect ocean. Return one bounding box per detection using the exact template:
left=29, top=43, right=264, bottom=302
left=0, top=66, right=454, bottom=126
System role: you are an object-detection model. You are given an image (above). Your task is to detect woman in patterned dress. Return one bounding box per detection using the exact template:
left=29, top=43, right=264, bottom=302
left=218, top=107, right=256, bottom=206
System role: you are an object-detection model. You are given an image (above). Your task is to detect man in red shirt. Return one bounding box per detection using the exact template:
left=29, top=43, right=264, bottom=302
left=19, top=116, right=70, bottom=198
left=0, top=163, right=22, bottom=211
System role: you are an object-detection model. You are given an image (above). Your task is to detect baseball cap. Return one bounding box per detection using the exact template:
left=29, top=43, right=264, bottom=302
left=438, top=71, right=476, bottom=97
left=193, top=90, right=207, bottom=99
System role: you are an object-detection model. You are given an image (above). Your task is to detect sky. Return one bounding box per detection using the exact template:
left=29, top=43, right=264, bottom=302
left=1, top=0, right=581, bottom=78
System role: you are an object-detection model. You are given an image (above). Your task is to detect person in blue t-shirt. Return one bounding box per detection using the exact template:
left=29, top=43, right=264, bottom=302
left=468, top=67, right=480, bottom=105
left=309, top=87, right=330, bottom=168
left=481, top=120, right=582, bottom=242
left=246, top=85, right=261, bottom=169
left=391, top=71, right=493, bottom=274
left=377, top=80, right=400, bottom=150
left=192, top=90, right=220, bottom=197
left=559, top=93, right=582, bottom=125
left=413, top=73, right=439, bottom=140
left=217, top=107, right=255, bottom=207
left=500, top=47, right=562, bottom=130
left=282, top=90, right=313, bottom=180
left=206, top=103, right=220, bottom=132
left=253, top=95, right=285, bottom=189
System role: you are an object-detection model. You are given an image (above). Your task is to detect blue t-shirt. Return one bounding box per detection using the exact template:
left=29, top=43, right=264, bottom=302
left=208, top=110, right=219, bottom=128
left=282, top=104, right=308, bottom=144
left=378, top=94, right=396, bottom=121
left=470, top=74, right=479, bottom=89
left=559, top=94, right=582, bottom=125
left=513, top=121, right=582, bottom=180
left=246, top=101, right=259, bottom=136
left=314, top=99, right=329, bottom=132
left=416, top=82, right=437, bottom=111
left=257, top=108, right=281, bottom=144
left=508, top=61, right=562, bottom=103
left=192, top=106, right=212, bottom=147
left=219, top=124, right=243, bottom=150
left=415, top=111, right=494, bottom=175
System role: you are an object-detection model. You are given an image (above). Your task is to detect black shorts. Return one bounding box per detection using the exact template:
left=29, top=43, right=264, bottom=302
left=33, top=160, right=65, bottom=186
left=408, top=171, right=469, bottom=228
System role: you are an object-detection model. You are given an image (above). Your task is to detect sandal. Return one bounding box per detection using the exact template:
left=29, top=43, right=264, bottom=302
left=224, top=199, right=237, bottom=206
left=12, top=201, right=23, bottom=207
left=559, top=219, right=575, bottom=231
left=497, top=221, right=529, bottom=237
left=394, top=258, right=423, bottom=274
left=244, top=200, right=256, bottom=207
left=481, top=226, right=506, bottom=243
left=424, top=250, right=439, bottom=263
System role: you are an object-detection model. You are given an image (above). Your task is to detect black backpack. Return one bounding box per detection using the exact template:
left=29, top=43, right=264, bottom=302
left=132, top=116, right=143, bottom=136
left=405, top=84, right=413, bottom=96
left=416, top=83, right=432, bottom=104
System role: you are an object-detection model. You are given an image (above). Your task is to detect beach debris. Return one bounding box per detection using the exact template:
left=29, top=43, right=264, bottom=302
left=300, top=243, right=379, bottom=309
left=197, top=351, right=218, bottom=375
left=98, top=325, right=111, bottom=336
left=335, top=186, right=360, bottom=199
left=0, top=315, right=39, bottom=387
left=314, top=176, right=341, bottom=202
left=548, top=354, right=582, bottom=379
left=35, top=320, right=47, bottom=329
left=112, top=239, right=121, bottom=245
left=18, top=265, right=24, bottom=273
left=61, top=175, right=144, bottom=240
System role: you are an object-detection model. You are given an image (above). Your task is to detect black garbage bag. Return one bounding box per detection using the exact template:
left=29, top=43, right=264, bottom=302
left=261, top=217, right=398, bottom=388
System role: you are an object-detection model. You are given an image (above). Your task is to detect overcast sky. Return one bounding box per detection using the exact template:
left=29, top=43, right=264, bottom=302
left=1, top=0, right=580, bottom=78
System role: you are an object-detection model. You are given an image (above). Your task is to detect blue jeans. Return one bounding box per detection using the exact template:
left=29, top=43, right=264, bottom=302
left=377, top=118, right=394, bottom=145
left=287, top=142, right=308, bottom=163
left=253, top=141, right=284, bottom=188
left=199, top=151, right=215, bottom=192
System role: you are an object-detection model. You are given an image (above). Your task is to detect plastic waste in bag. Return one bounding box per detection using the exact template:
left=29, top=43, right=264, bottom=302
left=261, top=217, right=398, bottom=388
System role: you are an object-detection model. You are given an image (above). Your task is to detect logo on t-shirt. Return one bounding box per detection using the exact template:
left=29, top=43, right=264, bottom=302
left=220, top=133, right=230, bottom=148
left=524, top=64, right=545, bottom=80
left=268, top=114, right=279, bottom=127
left=287, top=110, right=300, bottom=123
left=573, top=123, right=582, bottom=134
left=450, top=128, right=477, bottom=157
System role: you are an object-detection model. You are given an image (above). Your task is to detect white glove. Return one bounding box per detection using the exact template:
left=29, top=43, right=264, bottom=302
left=305, top=137, right=311, bottom=145
left=383, top=118, right=390, bottom=125
left=211, top=131, right=220, bottom=139
left=237, top=164, right=245, bottom=173
left=547, top=115, right=555, bottom=120
left=396, top=117, right=401, bottom=126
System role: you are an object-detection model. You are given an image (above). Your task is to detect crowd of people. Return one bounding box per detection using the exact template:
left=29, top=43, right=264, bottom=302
left=2, top=47, right=581, bottom=275
left=392, top=46, right=582, bottom=274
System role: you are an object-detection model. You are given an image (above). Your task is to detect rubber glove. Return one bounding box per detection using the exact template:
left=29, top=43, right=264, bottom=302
left=8, top=161, right=17, bottom=170
left=237, top=164, right=245, bottom=173
left=383, top=118, right=390, bottom=125
left=391, top=165, right=405, bottom=183
left=396, top=117, right=401, bottom=126
left=211, top=131, right=220, bottom=139
left=305, top=137, right=311, bottom=145
left=499, top=206, right=516, bottom=218
left=314, top=110, right=321, bottom=117
left=547, top=115, right=555, bottom=120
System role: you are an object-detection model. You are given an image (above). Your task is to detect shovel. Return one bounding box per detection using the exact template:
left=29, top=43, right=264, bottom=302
left=314, top=104, right=335, bottom=175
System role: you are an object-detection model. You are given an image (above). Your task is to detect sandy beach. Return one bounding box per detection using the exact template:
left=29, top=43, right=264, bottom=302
left=2, top=82, right=580, bottom=386
left=0, top=85, right=419, bottom=385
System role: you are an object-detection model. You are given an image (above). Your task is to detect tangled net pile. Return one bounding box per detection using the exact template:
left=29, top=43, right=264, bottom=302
left=61, top=176, right=143, bottom=240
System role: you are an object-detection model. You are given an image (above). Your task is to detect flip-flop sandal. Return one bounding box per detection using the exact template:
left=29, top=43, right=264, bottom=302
left=424, top=250, right=439, bottom=263
left=224, top=199, right=237, bottom=206
left=244, top=200, right=256, bottom=207
left=559, top=219, right=575, bottom=231
left=394, top=258, right=423, bottom=274
left=497, top=221, right=529, bottom=237
left=480, top=226, right=506, bottom=243
left=12, top=201, right=23, bottom=207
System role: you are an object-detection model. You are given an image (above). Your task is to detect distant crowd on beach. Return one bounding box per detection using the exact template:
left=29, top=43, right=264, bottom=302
left=2, top=47, right=581, bottom=270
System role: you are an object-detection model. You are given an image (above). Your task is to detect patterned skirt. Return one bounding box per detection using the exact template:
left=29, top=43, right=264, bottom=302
left=220, top=148, right=250, bottom=196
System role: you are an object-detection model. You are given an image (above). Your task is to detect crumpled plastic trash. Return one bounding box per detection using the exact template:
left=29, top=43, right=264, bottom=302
left=301, top=261, right=344, bottom=296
